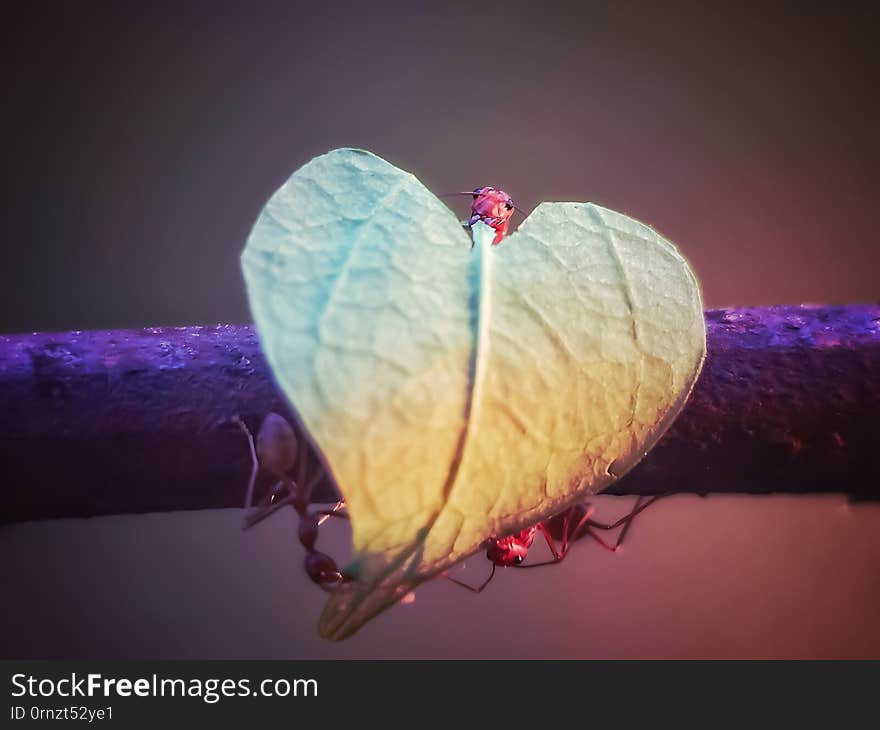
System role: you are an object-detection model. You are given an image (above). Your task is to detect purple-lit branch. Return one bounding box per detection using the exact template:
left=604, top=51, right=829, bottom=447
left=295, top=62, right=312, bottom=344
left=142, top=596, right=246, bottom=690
left=1, top=305, right=878, bottom=524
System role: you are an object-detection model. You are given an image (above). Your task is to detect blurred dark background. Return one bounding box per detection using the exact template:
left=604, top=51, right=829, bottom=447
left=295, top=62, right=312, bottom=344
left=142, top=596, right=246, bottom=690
left=3, top=3, right=880, bottom=661
left=3, top=1, right=878, bottom=335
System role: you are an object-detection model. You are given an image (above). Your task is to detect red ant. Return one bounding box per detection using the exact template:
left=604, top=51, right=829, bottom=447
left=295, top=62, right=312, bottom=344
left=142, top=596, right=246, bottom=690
left=235, top=415, right=350, bottom=591
left=443, top=186, right=527, bottom=245
left=443, top=496, right=660, bottom=593
left=236, top=414, right=660, bottom=596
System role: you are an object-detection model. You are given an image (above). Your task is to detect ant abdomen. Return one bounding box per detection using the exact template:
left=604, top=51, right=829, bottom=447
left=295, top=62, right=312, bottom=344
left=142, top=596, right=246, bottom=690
left=304, top=551, right=346, bottom=591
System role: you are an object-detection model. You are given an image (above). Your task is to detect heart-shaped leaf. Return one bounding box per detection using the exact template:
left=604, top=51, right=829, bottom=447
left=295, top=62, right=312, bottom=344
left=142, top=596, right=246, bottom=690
left=241, top=148, right=705, bottom=639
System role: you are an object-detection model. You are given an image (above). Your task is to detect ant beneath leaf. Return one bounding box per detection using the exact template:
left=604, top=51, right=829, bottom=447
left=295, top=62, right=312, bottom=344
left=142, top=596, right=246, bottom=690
left=235, top=413, right=661, bottom=596
left=442, top=495, right=660, bottom=593
left=233, top=414, right=349, bottom=591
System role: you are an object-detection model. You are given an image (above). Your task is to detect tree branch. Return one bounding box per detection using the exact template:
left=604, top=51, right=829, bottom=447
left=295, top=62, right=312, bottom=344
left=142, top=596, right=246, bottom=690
left=1, top=305, right=878, bottom=524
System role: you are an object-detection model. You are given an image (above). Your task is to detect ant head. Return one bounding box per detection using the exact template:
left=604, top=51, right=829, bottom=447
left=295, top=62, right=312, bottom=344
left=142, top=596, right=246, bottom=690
left=486, top=545, right=526, bottom=567
left=486, top=527, right=537, bottom=567
left=470, top=186, right=516, bottom=225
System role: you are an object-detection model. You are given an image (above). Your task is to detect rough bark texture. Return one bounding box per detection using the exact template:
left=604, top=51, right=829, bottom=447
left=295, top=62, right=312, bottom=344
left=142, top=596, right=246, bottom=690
left=1, top=305, right=878, bottom=524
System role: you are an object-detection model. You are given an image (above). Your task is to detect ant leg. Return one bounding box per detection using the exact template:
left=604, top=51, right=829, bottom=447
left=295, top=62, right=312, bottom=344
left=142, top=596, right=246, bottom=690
left=513, top=512, right=581, bottom=569
left=562, top=504, right=595, bottom=552
left=548, top=504, right=619, bottom=556
left=563, top=504, right=619, bottom=553
left=234, top=416, right=260, bottom=513
left=610, top=495, right=644, bottom=549
left=242, top=481, right=297, bottom=529
left=578, top=495, right=662, bottom=548
left=548, top=503, right=599, bottom=558
left=517, top=505, right=616, bottom=568
left=443, top=563, right=497, bottom=593
left=580, top=528, right=619, bottom=553
left=316, top=500, right=347, bottom=526
left=542, top=511, right=567, bottom=561
left=582, top=495, right=662, bottom=532
left=572, top=495, right=662, bottom=551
